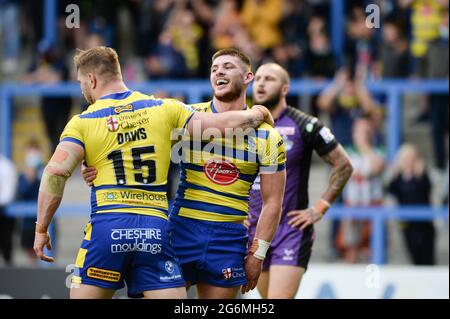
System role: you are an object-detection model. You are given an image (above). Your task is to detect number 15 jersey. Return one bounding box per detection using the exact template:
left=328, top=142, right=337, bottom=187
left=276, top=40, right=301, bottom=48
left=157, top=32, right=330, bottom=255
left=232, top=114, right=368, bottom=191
left=60, top=91, right=195, bottom=219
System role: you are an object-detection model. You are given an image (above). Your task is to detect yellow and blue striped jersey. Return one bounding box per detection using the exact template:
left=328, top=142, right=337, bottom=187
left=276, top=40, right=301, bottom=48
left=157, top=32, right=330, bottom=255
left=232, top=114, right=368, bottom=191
left=172, top=101, right=286, bottom=223
left=61, top=90, right=195, bottom=219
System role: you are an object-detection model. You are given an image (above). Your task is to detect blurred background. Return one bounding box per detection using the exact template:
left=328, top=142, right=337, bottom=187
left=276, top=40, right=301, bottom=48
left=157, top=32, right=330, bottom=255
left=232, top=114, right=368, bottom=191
left=0, top=0, right=448, bottom=298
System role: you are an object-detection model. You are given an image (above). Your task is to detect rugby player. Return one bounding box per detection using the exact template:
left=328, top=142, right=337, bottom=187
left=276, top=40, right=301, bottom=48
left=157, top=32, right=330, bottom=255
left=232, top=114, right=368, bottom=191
left=83, top=49, right=287, bottom=299
left=33, top=46, right=274, bottom=299
left=247, top=63, right=353, bottom=299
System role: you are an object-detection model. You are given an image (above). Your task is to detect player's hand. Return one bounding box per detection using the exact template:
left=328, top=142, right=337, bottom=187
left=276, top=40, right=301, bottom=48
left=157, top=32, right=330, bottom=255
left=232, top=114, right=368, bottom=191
left=81, top=160, right=97, bottom=187
left=242, top=218, right=250, bottom=228
left=241, top=254, right=263, bottom=294
left=33, top=232, right=55, bottom=263
left=252, top=105, right=274, bottom=127
left=287, top=208, right=323, bottom=231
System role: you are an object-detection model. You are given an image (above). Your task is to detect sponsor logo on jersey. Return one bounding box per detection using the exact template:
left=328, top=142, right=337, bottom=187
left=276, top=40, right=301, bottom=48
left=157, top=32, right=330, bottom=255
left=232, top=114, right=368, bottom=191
left=104, top=192, right=119, bottom=202
left=114, top=104, right=133, bottom=114
left=204, top=159, right=240, bottom=185
left=107, top=116, right=119, bottom=132
left=160, top=260, right=182, bottom=282
left=165, top=261, right=175, bottom=274
left=110, top=228, right=163, bottom=254
left=87, top=267, right=121, bottom=282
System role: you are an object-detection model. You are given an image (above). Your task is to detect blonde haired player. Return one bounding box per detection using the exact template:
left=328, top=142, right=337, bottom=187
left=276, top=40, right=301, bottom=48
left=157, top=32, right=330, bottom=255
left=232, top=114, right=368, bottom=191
left=83, top=49, right=287, bottom=299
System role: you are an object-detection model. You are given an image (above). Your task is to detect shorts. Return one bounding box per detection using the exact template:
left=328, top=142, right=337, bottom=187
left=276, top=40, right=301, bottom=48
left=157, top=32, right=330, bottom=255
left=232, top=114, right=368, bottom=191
left=248, top=222, right=315, bottom=271
left=169, top=215, right=248, bottom=287
left=72, top=213, right=185, bottom=297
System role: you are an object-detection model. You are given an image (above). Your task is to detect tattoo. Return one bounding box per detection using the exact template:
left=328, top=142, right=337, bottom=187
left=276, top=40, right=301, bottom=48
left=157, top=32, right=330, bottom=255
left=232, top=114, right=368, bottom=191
left=321, top=145, right=353, bottom=203
left=244, top=116, right=262, bottom=129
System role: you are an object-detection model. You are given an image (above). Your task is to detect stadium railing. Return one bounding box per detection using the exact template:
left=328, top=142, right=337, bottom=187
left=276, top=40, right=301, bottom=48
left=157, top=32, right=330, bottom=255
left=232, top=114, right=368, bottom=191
left=5, top=202, right=448, bottom=265
left=1, top=79, right=448, bottom=161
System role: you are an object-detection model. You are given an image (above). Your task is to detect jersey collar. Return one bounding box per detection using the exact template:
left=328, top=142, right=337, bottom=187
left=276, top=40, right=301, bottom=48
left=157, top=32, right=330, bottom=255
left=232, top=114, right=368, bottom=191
left=99, top=91, right=132, bottom=100
left=275, top=106, right=288, bottom=123
left=210, top=101, right=247, bottom=113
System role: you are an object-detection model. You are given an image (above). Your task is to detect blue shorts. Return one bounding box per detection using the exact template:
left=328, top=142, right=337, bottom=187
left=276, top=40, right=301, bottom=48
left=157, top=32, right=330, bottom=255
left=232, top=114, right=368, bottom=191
left=168, top=215, right=248, bottom=287
left=72, top=213, right=185, bottom=297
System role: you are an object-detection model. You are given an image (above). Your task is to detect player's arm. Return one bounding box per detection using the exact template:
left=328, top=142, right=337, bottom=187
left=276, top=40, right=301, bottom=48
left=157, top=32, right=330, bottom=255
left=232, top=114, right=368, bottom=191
left=186, top=105, right=274, bottom=135
left=242, top=169, right=286, bottom=294
left=288, top=145, right=353, bottom=230
left=34, top=141, right=84, bottom=262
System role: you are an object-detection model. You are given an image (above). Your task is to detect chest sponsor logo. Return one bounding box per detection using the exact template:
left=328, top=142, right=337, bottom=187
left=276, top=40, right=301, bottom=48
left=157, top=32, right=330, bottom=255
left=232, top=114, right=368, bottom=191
left=204, top=159, right=240, bottom=185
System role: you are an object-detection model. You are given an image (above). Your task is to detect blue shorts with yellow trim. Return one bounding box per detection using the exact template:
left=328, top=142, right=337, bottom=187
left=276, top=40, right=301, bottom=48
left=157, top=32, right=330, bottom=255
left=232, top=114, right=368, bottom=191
left=168, top=214, right=248, bottom=287
left=72, top=213, right=185, bottom=297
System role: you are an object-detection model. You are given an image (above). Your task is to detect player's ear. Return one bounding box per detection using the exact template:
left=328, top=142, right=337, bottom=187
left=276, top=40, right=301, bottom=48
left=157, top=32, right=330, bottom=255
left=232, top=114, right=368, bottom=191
left=244, top=71, right=254, bottom=85
left=281, top=84, right=290, bottom=97
left=88, top=73, right=97, bottom=89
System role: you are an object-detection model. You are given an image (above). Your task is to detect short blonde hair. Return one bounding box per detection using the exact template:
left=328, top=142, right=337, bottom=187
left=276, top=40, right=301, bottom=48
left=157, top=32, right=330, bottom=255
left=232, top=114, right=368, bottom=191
left=73, top=46, right=122, bottom=80
left=212, top=48, right=252, bottom=71
left=394, top=143, right=420, bottom=171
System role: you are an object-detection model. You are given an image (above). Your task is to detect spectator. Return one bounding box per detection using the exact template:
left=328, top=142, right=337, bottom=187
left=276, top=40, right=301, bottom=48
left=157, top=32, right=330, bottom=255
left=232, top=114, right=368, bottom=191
left=25, top=41, right=72, bottom=153
left=443, top=162, right=449, bottom=205
left=305, top=27, right=336, bottom=79
left=388, top=143, right=435, bottom=265
left=425, top=7, right=449, bottom=170
left=0, top=0, right=20, bottom=74
left=377, top=18, right=410, bottom=78
left=305, top=15, right=336, bottom=117
left=273, top=0, right=308, bottom=77
left=17, top=140, right=45, bottom=265
left=241, top=0, right=284, bottom=51
left=317, top=66, right=383, bottom=148
left=165, top=1, right=203, bottom=76
left=337, top=117, right=386, bottom=263
left=210, top=0, right=260, bottom=62
left=0, top=154, right=18, bottom=265
left=189, top=0, right=218, bottom=77
left=398, top=0, right=447, bottom=77
left=345, top=5, right=377, bottom=75
left=145, top=29, right=189, bottom=79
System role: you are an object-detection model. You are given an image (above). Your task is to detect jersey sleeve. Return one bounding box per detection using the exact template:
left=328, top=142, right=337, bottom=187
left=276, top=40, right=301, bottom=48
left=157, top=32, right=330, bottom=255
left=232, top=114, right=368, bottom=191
left=163, top=98, right=197, bottom=129
left=303, top=118, right=339, bottom=157
left=259, top=128, right=286, bottom=174
left=60, top=115, right=85, bottom=148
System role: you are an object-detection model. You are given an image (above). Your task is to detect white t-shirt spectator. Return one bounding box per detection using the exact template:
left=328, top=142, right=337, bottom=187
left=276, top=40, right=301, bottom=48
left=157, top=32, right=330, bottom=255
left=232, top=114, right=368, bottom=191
left=0, top=155, right=17, bottom=206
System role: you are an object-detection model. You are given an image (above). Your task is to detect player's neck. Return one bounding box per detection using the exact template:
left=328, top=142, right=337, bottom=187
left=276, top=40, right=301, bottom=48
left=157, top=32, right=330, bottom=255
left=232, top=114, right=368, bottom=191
left=271, top=100, right=288, bottom=120
left=96, top=81, right=130, bottom=101
left=212, top=95, right=247, bottom=112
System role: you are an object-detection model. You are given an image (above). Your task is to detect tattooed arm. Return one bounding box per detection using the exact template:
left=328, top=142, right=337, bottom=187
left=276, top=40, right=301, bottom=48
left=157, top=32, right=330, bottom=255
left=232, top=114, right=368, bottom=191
left=187, top=105, right=274, bottom=135
left=320, top=145, right=354, bottom=204
left=288, top=145, right=353, bottom=230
